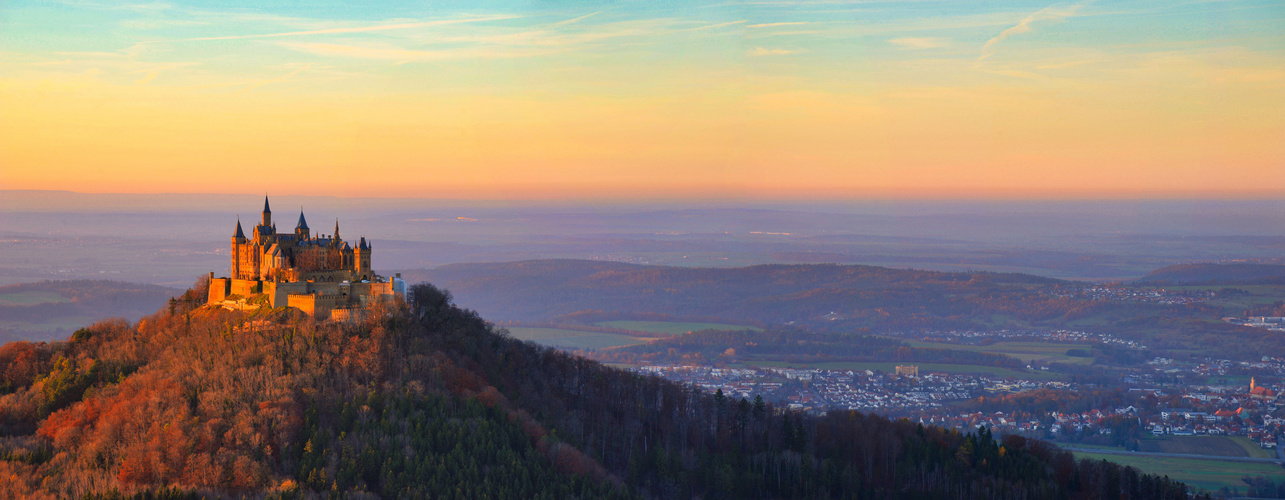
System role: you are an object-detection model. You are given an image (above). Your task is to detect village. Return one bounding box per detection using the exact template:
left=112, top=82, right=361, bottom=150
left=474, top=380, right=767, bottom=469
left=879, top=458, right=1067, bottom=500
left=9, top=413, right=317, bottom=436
left=631, top=354, right=1285, bottom=450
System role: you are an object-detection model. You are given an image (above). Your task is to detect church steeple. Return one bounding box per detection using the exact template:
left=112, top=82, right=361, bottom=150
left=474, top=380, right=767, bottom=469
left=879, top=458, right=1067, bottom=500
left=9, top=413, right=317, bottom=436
left=334, top=220, right=340, bottom=241
left=262, top=196, right=272, bottom=227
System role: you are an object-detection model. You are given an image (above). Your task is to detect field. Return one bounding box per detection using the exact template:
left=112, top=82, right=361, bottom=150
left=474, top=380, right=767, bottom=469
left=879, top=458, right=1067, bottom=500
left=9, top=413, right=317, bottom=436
left=1158, top=284, right=1285, bottom=311
left=1070, top=451, right=1285, bottom=493
left=740, top=360, right=1058, bottom=379
left=1137, top=435, right=1276, bottom=459
left=505, top=327, right=656, bottom=350
left=896, top=339, right=1097, bottom=365
left=597, top=321, right=760, bottom=336
left=1067, top=435, right=1276, bottom=458
left=0, top=291, right=66, bottom=306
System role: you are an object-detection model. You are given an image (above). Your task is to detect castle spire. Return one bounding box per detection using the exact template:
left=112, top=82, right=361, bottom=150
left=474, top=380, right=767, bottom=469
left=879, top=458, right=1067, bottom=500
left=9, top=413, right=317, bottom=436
left=334, top=219, right=340, bottom=240
left=262, top=196, right=272, bottom=227
left=234, top=218, right=245, bottom=239
left=296, top=209, right=308, bottom=230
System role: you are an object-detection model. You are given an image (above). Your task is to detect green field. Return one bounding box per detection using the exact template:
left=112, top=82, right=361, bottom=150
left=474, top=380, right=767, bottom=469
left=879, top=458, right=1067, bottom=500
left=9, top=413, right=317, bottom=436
left=896, top=339, right=1097, bottom=365
left=1069, top=436, right=1276, bottom=459
left=741, top=360, right=1058, bottom=379
left=1071, top=451, right=1285, bottom=493
left=597, top=320, right=760, bottom=336
left=0, top=317, right=94, bottom=333
left=1138, top=436, right=1276, bottom=459
left=0, top=291, right=66, bottom=306
left=506, top=327, right=655, bottom=350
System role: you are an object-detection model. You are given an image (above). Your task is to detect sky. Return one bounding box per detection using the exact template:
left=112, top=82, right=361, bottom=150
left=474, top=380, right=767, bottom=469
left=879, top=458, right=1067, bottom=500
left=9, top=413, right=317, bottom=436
left=1, top=0, right=1282, bottom=200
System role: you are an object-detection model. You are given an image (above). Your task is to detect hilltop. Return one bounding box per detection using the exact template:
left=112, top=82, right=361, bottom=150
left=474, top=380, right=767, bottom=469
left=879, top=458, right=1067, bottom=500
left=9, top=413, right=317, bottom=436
left=0, top=281, right=1201, bottom=499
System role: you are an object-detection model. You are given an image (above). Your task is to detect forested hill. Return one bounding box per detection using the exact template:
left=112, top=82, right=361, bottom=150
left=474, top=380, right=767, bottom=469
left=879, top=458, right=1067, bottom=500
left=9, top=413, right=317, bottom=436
left=0, top=282, right=1203, bottom=499
left=1136, top=263, right=1285, bottom=285
left=402, top=260, right=1070, bottom=329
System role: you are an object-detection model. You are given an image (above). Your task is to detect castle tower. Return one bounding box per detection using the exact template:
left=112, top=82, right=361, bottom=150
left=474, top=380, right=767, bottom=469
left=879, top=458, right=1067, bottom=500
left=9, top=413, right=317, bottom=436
left=354, top=237, right=371, bottom=277
left=295, top=209, right=310, bottom=239
left=333, top=220, right=340, bottom=246
left=1251, top=377, right=1257, bottom=393
left=232, top=218, right=246, bottom=279
left=262, top=196, right=272, bottom=227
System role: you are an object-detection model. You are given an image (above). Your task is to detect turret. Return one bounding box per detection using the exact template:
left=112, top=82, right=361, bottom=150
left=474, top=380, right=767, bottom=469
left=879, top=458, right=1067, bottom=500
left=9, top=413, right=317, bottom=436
left=262, top=196, right=272, bottom=227
left=333, top=220, right=340, bottom=245
left=295, top=209, right=310, bottom=239
left=354, top=237, right=371, bottom=275
left=232, top=218, right=246, bottom=279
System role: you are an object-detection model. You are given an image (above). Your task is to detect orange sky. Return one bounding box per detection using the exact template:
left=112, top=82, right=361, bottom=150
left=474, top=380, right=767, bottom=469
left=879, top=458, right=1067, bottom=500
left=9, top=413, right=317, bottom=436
left=2, top=1, right=1282, bottom=199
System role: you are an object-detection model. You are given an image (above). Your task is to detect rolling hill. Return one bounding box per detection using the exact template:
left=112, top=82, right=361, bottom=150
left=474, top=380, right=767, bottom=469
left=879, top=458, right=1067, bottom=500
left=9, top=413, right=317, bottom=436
left=1136, top=263, right=1285, bottom=285
left=0, top=282, right=1202, bottom=499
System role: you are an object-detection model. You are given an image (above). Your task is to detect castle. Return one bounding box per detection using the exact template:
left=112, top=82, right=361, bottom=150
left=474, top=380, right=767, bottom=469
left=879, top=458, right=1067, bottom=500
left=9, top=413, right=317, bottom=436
left=207, top=197, right=405, bottom=319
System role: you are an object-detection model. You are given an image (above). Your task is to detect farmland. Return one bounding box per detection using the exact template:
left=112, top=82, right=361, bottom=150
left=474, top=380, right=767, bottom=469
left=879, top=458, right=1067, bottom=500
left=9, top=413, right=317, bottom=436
left=505, top=327, right=656, bottom=350
left=1137, top=435, right=1276, bottom=459
left=896, top=338, right=1097, bottom=365
left=0, top=290, right=68, bottom=306
left=1070, top=450, right=1285, bottom=494
left=597, top=320, right=761, bottom=336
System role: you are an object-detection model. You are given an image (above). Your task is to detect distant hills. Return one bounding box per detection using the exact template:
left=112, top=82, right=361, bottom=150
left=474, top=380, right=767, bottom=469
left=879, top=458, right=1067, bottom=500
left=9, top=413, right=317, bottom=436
left=403, top=259, right=1068, bottom=330
left=405, top=259, right=1285, bottom=363
left=0, top=280, right=180, bottom=342
left=1136, top=263, right=1285, bottom=285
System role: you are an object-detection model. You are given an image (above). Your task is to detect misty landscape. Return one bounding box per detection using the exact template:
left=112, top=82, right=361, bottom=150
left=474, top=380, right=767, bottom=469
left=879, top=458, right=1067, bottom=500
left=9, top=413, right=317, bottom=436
left=5, top=191, right=1285, bottom=496
left=3, top=0, right=1283, bottom=497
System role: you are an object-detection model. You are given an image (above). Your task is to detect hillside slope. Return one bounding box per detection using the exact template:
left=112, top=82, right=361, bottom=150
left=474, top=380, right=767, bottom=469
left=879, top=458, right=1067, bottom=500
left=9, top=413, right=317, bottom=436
left=0, top=282, right=1203, bottom=499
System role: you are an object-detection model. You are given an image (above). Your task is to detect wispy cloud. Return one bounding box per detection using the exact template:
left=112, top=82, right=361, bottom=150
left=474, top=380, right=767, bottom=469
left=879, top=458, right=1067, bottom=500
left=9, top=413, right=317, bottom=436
left=750, top=47, right=802, bottom=56
left=682, top=20, right=747, bottom=32
left=890, top=37, right=950, bottom=49
left=179, top=15, right=519, bottom=42
left=278, top=41, right=556, bottom=63
left=978, top=2, right=1091, bottom=61
left=238, top=63, right=312, bottom=92
left=1037, top=59, right=1093, bottom=69
left=747, top=22, right=808, bottom=28
left=550, top=11, right=600, bottom=27
left=133, top=62, right=198, bottom=85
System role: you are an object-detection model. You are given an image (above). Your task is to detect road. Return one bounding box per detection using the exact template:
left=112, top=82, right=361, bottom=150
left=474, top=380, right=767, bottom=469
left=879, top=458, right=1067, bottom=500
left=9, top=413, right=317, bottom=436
left=1063, top=445, right=1285, bottom=465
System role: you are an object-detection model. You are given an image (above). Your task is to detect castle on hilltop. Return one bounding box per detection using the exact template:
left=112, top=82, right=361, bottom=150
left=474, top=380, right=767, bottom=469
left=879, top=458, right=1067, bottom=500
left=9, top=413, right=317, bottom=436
left=207, top=197, right=405, bottom=319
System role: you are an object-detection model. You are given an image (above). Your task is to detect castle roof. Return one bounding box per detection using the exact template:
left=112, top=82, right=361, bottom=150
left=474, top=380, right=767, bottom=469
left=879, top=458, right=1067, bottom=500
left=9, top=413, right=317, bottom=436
left=359, top=237, right=368, bottom=250
left=296, top=210, right=309, bottom=230
left=234, top=219, right=245, bottom=239
left=263, top=196, right=271, bottom=214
